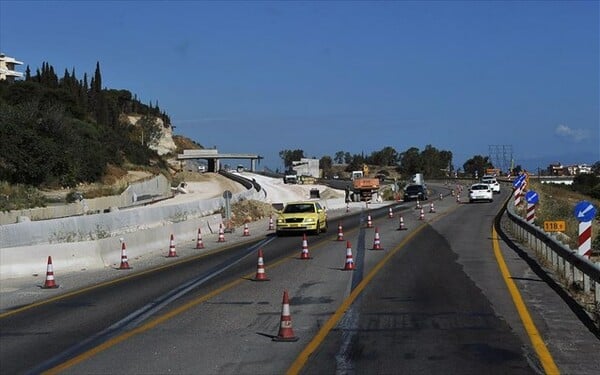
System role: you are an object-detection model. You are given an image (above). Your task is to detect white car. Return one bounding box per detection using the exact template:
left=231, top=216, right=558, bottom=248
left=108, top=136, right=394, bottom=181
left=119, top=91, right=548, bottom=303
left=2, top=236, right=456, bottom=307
left=469, top=183, right=493, bottom=203
left=481, top=176, right=500, bottom=194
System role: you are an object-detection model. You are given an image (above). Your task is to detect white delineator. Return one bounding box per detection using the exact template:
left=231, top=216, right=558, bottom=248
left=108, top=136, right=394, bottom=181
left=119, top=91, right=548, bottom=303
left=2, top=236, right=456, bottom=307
left=578, top=221, right=592, bottom=258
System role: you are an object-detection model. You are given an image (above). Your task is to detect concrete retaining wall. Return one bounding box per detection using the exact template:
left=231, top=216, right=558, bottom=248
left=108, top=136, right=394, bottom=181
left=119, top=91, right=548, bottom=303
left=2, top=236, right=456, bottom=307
left=0, top=186, right=261, bottom=279
left=0, top=175, right=171, bottom=225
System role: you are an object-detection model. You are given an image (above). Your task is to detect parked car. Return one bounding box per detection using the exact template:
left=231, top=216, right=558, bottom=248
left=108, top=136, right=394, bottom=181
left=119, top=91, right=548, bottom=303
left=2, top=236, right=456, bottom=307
left=403, top=184, right=428, bottom=201
left=276, top=201, right=328, bottom=235
left=481, top=176, right=500, bottom=194
left=469, top=183, right=493, bottom=203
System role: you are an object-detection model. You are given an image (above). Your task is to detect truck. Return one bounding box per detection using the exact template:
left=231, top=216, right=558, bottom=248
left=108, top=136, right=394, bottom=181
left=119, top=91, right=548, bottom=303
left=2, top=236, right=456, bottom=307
left=283, top=169, right=298, bottom=184
left=350, top=165, right=380, bottom=202
left=410, top=173, right=425, bottom=186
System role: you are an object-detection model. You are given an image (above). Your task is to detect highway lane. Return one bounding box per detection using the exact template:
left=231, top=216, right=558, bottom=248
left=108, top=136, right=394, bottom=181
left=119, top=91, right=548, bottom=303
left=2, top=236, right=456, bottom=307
left=298, top=189, right=541, bottom=374
left=1, top=188, right=444, bottom=374
left=8, top=183, right=570, bottom=374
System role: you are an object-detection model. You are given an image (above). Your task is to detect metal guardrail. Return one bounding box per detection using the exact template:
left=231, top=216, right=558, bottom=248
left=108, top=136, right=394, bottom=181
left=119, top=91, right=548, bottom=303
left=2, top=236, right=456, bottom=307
left=505, top=200, right=600, bottom=321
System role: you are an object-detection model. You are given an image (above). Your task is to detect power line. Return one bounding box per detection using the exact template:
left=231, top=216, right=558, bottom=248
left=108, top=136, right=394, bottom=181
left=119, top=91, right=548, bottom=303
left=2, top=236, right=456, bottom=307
left=488, top=145, right=513, bottom=172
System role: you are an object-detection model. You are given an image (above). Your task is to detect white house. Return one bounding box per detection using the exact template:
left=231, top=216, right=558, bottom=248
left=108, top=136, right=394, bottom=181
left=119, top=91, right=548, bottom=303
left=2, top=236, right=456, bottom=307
left=0, top=53, right=24, bottom=82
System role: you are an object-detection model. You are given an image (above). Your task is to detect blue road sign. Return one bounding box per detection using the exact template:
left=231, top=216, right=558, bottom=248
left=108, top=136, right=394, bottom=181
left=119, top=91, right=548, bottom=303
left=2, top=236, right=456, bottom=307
left=574, top=201, right=596, bottom=222
left=525, top=190, right=539, bottom=204
left=513, top=174, right=525, bottom=188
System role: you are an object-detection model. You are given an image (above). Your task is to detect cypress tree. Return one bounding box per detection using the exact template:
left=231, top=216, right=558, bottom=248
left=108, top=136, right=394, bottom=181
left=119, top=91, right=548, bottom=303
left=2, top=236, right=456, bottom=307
left=93, top=61, right=102, bottom=93
left=25, top=65, right=31, bottom=81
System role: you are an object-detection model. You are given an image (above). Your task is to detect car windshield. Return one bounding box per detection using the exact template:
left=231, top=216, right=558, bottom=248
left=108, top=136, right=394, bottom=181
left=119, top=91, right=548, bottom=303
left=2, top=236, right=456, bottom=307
left=471, top=184, right=489, bottom=190
left=406, top=185, right=422, bottom=192
left=283, top=203, right=315, bottom=213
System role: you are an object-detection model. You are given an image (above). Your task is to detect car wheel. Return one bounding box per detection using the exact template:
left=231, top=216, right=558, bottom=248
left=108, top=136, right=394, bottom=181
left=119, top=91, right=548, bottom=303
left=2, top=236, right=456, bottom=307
left=314, top=221, right=321, bottom=235
left=322, top=220, right=328, bottom=233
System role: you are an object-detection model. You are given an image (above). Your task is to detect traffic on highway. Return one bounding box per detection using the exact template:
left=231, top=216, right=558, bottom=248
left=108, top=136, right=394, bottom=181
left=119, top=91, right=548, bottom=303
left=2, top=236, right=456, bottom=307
left=1, top=179, right=599, bottom=374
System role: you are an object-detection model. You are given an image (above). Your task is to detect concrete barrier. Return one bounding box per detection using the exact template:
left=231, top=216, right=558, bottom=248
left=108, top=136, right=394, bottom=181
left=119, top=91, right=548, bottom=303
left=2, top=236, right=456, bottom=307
left=0, top=184, right=261, bottom=279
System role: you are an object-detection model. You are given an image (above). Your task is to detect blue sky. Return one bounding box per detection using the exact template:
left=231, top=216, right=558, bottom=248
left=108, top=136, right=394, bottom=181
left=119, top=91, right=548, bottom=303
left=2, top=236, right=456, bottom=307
left=1, top=1, right=598, bottom=172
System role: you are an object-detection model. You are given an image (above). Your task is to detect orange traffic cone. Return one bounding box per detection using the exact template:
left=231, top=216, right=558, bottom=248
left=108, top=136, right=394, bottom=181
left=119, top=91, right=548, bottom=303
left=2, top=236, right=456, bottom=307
left=243, top=223, right=250, bottom=237
left=456, top=194, right=461, bottom=204
left=300, top=234, right=311, bottom=259
left=337, top=222, right=344, bottom=241
left=42, top=256, right=59, bottom=289
left=388, top=207, right=394, bottom=219
left=398, top=215, right=407, bottom=230
left=118, top=241, right=132, bottom=269
left=416, top=199, right=422, bottom=209
left=253, top=248, right=270, bottom=281
left=366, top=215, right=373, bottom=228
left=273, top=290, right=299, bottom=342
left=167, top=234, right=178, bottom=257
left=268, top=215, right=275, bottom=231
left=419, top=208, right=425, bottom=220
left=218, top=224, right=226, bottom=242
left=346, top=203, right=350, bottom=213
left=371, top=227, right=383, bottom=250
left=429, top=202, right=436, bottom=213
left=343, top=241, right=355, bottom=270
left=439, top=193, right=443, bottom=200
left=196, top=228, right=205, bottom=249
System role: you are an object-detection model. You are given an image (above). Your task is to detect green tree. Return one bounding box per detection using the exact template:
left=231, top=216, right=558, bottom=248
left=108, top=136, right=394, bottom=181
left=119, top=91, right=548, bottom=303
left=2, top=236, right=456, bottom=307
left=571, top=173, right=600, bottom=198
left=279, top=149, right=305, bottom=168
left=334, top=151, right=345, bottom=164
left=398, top=147, right=422, bottom=176
left=370, top=146, right=399, bottom=166
left=463, top=155, right=493, bottom=178
left=591, top=161, right=600, bottom=175
left=319, top=155, right=333, bottom=177
left=137, top=115, right=162, bottom=147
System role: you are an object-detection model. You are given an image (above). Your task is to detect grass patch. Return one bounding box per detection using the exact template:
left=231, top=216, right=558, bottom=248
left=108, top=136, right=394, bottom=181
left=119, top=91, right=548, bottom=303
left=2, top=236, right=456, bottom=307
left=528, top=180, right=600, bottom=256
left=0, top=181, right=47, bottom=211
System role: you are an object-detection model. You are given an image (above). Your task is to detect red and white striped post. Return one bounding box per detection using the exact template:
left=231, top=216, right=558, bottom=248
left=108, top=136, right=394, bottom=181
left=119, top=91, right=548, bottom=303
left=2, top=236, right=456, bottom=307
left=574, top=201, right=596, bottom=260
left=513, top=184, right=522, bottom=207
left=578, top=221, right=592, bottom=258
left=574, top=202, right=596, bottom=293
left=526, top=203, right=535, bottom=224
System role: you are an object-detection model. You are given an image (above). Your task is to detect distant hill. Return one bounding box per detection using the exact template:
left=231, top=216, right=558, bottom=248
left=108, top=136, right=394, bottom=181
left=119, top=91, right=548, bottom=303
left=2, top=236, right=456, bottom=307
left=0, top=61, right=184, bottom=188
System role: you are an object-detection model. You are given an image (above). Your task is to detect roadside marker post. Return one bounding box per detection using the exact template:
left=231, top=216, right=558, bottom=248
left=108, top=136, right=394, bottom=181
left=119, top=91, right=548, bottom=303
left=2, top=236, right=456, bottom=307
left=525, top=191, right=539, bottom=224
left=574, top=201, right=596, bottom=259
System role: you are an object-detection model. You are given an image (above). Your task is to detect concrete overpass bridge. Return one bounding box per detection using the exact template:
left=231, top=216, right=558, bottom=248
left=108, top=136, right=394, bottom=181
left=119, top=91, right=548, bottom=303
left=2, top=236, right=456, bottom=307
left=177, top=149, right=263, bottom=172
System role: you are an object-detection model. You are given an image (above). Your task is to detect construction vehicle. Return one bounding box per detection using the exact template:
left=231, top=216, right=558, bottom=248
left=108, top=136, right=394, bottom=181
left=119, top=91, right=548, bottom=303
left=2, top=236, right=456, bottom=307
left=350, top=164, right=380, bottom=202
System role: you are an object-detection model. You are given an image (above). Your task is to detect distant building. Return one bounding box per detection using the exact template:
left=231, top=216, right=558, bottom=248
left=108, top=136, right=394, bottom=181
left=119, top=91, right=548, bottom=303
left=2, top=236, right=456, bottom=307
left=568, top=164, right=592, bottom=175
left=547, top=162, right=566, bottom=176
left=547, top=162, right=592, bottom=176
left=292, top=158, right=320, bottom=178
left=0, top=53, right=24, bottom=82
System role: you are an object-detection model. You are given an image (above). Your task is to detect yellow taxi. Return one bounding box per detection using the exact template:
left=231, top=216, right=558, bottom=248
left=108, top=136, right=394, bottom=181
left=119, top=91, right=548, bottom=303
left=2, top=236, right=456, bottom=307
left=275, top=201, right=328, bottom=235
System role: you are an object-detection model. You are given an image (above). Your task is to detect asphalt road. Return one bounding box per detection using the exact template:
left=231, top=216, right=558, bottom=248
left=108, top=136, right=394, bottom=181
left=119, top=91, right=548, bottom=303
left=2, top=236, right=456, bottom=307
left=2, top=183, right=599, bottom=374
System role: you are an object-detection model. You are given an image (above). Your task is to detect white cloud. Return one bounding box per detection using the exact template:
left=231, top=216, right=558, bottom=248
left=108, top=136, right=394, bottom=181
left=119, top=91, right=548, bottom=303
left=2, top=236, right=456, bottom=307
left=554, top=124, right=589, bottom=142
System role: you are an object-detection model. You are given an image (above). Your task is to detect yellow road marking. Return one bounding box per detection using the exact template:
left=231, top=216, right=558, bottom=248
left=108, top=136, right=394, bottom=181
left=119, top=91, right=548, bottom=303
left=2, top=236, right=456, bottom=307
left=42, top=236, right=328, bottom=374
left=0, top=239, right=259, bottom=319
left=491, top=226, right=560, bottom=374
left=41, top=204, right=453, bottom=374
left=286, top=222, right=428, bottom=375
